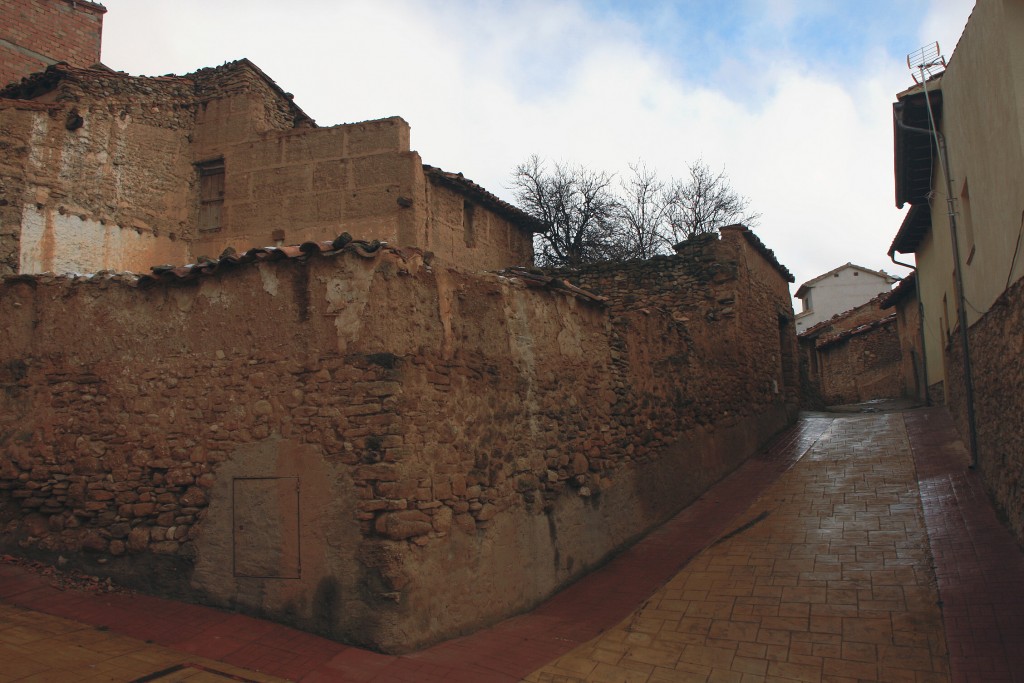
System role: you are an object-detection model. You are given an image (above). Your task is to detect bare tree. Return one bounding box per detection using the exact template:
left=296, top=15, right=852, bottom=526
left=664, top=159, right=759, bottom=242
left=510, top=156, right=758, bottom=265
left=510, top=155, right=620, bottom=267
left=615, top=162, right=673, bottom=260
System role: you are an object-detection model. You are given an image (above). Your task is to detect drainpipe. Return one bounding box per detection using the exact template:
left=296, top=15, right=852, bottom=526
left=888, top=253, right=929, bottom=405
left=896, top=87, right=979, bottom=468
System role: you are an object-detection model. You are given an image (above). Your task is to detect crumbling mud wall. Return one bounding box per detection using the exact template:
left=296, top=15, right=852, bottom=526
left=797, top=295, right=902, bottom=407
left=0, top=69, right=197, bottom=276
left=0, top=227, right=797, bottom=652
left=816, top=317, right=902, bottom=405
left=2, top=62, right=537, bottom=278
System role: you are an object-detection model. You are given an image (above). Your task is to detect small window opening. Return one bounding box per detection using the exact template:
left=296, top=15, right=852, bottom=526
left=463, top=200, right=476, bottom=248
left=960, top=178, right=976, bottom=265
left=198, top=159, right=225, bottom=233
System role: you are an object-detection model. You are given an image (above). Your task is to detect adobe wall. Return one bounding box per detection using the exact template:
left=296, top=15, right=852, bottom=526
left=0, top=72, right=195, bottom=275
left=816, top=319, right=902, bottom=405
left=944, top=277, right=1024, bottom=547
left=190, top=118, right=420, bottom=259
left=892, top=293, right=927, bottom=401
left=422, top=178, right=534, bottom=271
left=0, top=0, right=105, bottom=88
left=3, top=64, right=534, bottom=275
left=0, top=231, right=795, bottom=652
left=798, top=296, right=900, bottom=407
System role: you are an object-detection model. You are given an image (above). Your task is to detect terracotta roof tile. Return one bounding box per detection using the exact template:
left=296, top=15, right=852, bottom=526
left=497, top=267, right=608, bottom=306
left=816, top=313, right=897, bottom=350
left=423, top=165, right=546, bottom=234
left=136, top=235, right=387, bottom=287
left=4, top=235, right=605, bottom=309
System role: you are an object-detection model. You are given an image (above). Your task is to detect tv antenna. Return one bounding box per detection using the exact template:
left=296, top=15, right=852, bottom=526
left=907, top=42, right=946, bottom=83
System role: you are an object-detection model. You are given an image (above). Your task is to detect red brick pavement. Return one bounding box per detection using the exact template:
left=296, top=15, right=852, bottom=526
left=0, top=416, right=832, bottom=682
left=904, top=407, right=1024, bottom=683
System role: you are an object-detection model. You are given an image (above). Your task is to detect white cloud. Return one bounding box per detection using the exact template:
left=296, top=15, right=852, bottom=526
left=98, top=0, right=976, bottom=294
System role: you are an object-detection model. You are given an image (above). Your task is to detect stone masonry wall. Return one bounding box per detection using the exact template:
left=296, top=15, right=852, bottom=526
left=0, top=229, right=795, bottom=653
left=816, top=318, right=902, bottom=405
left=893, top=291, right=926, bottom=401
left=944, top=276, right=1024, bottom=546
left=798, top=295, right=900, bottom=407
left=0, top=0, right=105, bottom=89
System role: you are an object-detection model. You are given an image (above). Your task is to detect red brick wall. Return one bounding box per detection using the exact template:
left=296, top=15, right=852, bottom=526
left=0, top=0, right=105, bottom=88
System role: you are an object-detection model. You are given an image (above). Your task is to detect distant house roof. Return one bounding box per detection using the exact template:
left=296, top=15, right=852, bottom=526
left=893, top=77, right=943, bottom=210
left=881, top=270, right=917, bottom=309
left=795, top=263, right=897, bottom=299
left=816, top=314, right=897, bottom=350
left=423, top=165, right=546, bottom=234
left=798, top=291, right=890, bottom=339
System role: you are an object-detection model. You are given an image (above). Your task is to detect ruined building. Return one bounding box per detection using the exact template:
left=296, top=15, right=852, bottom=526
left=0, top=0, right=802, bottom=652
left=0, top=58, right=540, bottom=278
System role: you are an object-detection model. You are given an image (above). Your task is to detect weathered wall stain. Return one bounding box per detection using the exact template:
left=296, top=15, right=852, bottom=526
left=0, top=227, right=798, bottom=652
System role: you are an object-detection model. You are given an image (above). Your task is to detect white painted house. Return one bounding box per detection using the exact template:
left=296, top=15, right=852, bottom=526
left=795, top=263, right=898, bottom=333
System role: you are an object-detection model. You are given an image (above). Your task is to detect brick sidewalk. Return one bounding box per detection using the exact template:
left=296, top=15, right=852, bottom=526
left=905, top=408, right=1024, bottom=682
left=526, top=412, right=950, bottom=682
left=1, top=409, right=1022, bottom=682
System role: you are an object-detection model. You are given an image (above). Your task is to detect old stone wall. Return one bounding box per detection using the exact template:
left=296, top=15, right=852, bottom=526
left=798, top=295, right=901, bottom=407
left=944, top=276, right=1024, bottom=546
left=816, top=317, right=902, bottom=405
left=892, top=289, right=927, bottom=401
left=0, top=229, right=795, bottom=653
left=0, top=0, right=105, bottom=88
left=550, top=229, right=799, bottom=418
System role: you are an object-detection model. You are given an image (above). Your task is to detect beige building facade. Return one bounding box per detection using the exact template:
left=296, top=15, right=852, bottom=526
left=891, top=0, right=1024, bottom=390
left=890, top=0, right=1024, bottom=544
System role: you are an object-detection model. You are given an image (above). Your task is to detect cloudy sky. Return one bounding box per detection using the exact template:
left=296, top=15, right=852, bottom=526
left=99, top=0, right=974, bottom=295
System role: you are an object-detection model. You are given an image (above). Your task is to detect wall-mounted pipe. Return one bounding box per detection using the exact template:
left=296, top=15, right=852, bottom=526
left=895, top=84, right=978, bottom=468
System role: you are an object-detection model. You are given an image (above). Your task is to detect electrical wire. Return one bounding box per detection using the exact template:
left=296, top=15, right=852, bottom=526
left=1006, top=209, right=1024, bottom=291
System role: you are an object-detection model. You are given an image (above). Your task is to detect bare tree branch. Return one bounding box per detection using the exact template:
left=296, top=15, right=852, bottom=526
left=665, top=159, right=759, bottom=243
left=510, top=156, right=758, bottom=266
left=510, top=155, right=620, bottom=267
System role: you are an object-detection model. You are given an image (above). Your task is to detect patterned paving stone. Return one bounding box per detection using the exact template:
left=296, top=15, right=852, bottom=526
left=525, top=414, right=951, bottom=683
